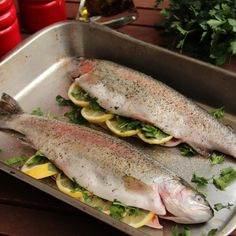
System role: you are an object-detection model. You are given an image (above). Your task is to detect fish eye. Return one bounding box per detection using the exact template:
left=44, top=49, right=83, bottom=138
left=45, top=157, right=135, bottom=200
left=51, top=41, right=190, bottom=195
left=195, top=194, right=205, bottom=204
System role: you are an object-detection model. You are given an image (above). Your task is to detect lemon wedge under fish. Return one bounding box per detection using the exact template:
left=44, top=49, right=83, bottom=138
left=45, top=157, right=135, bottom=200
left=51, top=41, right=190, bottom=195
left=68, top=82, right=90, bottom=107
left=81, top=107, right=114, bottom=123
left=105, top=119, right=140, bottom=137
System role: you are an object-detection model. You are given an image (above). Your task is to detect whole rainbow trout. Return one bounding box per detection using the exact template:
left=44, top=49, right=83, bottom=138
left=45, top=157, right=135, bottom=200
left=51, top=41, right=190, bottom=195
left=0, top=93, right=213, bottom=224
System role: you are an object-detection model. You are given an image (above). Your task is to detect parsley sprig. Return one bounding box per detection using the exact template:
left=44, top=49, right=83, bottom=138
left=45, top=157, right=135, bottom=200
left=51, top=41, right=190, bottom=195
left=156, top=0, right=236, bottom=65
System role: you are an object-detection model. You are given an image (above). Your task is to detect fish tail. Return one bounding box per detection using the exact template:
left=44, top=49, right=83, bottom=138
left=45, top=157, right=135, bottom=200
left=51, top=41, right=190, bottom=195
left=0, top=93, right=23, bottom=115
left=0, top=93, right=23, bottom=128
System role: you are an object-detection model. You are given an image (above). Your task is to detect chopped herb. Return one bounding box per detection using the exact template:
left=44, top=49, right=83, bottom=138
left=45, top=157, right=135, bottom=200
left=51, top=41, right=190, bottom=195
left=4, top=155, right=27, bottom=166
left=48, top=163, right=60, bottom=172
left=179, top=144, right=197, bottom=157
left=56, top=95, right=73, bottom=106
left=211, top=107, right=225, bottom=119
left=210, top=153, right=225, bottom=166
left=26, top=151, right=48, bottom=167
left=204, top=228, right=217, bottom=236
left=46, top=111, right=59, bottom=121
left=171, top=225, right=191, bottom=236
left=95, top=206, right=103, bottom=211
left=110, top=200, right=127, bottom=220
left=141, top=124, right=169, bottom=139
left=213, top=167, right=236, bottom=190
left=191, top=173, right=209, bottom=186
left=214, top=202, right=233, bottom=211
left=71, top=177, right=86, bottom=192
left=31, top=107, right=44, bottom=116
left=71, top=86, right=90, bottom=101
left=110, top=200, right=140, bottom=220
left=0, top=148, right=3, bottom=153
left=116, top=116, right=140, bottom=131
left=89, top=98, right=104, bottom=112
left=64, top=107, right=87, bottom=124
left=83, top=192, right=92, bottom=202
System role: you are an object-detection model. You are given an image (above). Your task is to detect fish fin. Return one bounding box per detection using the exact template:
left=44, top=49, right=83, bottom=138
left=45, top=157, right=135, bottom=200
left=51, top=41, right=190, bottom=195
left=0, top=93, right=23, bottom=116
left=123, top=176, right=151, bottom=192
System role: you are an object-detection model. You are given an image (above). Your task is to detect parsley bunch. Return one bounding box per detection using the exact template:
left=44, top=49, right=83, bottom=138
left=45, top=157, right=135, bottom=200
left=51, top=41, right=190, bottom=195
left=156, top=0, right=236, bottom=65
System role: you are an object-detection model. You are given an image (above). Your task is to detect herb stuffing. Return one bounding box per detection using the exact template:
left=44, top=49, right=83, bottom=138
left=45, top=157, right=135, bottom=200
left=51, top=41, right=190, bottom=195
left=110, top=200, right=140, bottom=220
left=56, top=95, right=87, bottom=125
left=141, top=124, right=169, bottom=139
left=214, top=202, right=233, bottom=211
left=202, top=229, right=218, bottom=236
left=116, top=116, right=141, bottom=131
left=155, top=0, right=236, bottom=65
left=25, top=151, right=48, bottom=167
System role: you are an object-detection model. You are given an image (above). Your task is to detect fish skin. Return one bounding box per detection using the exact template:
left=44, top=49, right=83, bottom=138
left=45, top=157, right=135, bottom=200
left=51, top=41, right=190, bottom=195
left=0, top=94, right=213, bottom=224
left=75, top=59, right=236, bottom=158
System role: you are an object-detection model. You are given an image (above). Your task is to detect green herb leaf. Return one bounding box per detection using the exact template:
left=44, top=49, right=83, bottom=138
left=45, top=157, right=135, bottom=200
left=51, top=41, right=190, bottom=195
left=213, top=167, right=236, bottom=190
left=171, top=225, right=191, bottom=236
left=116, top=116, right=140, bottom=131
left=214, top=202, right=233, bottom=211
left=211, top=107, right=225, bottom=119
left=210, top=153, right=225, bottom=165
left=206, top=228, right=217, bottom=236
left=0, top=148, right=3, bottom=153
left=110, top=200, right=127, bottom=220
left=89, top=98, right=104, bottom=112
left=64, top=107, right=87, bottom=124
left=56, top=95, right=73, bottom=106
left=179, top=144, right=197, bottom=157
left=26, top=151, right=48, bottom=167
left=83, top=192, right=92, bottom=202
left=31, top=107, right=44, bottom=116
left=4, top=155, right=27, bottom=166
left=191, top=173, right=209, bottom=186
left=71, top=86, right=90, bottom=101
left=141, top=124, right=169, bottom=139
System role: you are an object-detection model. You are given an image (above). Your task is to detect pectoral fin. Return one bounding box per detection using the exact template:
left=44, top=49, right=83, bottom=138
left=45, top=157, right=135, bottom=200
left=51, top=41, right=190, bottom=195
left=123, top=175, right=151, bottom=192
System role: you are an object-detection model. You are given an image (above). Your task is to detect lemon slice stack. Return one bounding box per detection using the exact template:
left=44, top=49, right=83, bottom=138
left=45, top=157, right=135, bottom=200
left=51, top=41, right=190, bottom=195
left=68, top=82, right=172, bottom=145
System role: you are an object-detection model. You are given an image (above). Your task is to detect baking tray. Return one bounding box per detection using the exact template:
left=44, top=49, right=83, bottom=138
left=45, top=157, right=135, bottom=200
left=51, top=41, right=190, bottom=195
left=0, top=21, right=236, bottom=236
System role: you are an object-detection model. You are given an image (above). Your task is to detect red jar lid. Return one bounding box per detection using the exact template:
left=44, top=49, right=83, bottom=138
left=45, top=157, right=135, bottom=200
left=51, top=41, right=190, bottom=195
left=0, top=2, right=16, bottom=30
left=0, top=0, right=12, bottom=13
left=19, top=0, right=52, bottom=4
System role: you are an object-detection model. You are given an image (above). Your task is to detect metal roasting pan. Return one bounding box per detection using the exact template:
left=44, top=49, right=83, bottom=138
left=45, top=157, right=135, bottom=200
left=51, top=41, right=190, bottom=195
left=0, top=21, right=236, bottom=236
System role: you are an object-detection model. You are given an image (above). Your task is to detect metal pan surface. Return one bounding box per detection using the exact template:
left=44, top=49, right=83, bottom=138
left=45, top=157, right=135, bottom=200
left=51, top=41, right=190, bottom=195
left=0, top=21, right=236, bottom=236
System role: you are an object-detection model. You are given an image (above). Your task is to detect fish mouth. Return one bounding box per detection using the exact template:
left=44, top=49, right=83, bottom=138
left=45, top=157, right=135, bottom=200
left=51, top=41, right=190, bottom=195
left=159, top=205, right=214, bottom=224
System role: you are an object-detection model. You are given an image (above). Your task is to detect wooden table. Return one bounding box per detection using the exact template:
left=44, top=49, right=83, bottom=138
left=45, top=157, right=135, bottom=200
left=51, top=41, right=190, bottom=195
left=1, top=1, right=236, bottom=235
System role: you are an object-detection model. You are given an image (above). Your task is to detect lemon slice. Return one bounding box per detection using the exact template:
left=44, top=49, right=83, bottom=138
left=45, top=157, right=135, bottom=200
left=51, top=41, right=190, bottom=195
left=85, top=196, right=112, bottom=215
left=122, top=211, right=155, bottom=228
left=56, top=173, right=84, bottom=199
left=105, top=119, right=140, bottom=137
left=137, top=132, right=173, bottom=144
left=21, top=156, right=58, bottom=179
left=68, top=82, right=90, bottom=107
left=81, top=107, right=114, bottom=123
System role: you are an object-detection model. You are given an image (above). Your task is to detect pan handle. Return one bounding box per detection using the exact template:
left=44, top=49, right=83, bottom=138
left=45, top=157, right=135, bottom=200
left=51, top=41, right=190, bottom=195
left=75, top=0, right=139, bottom=29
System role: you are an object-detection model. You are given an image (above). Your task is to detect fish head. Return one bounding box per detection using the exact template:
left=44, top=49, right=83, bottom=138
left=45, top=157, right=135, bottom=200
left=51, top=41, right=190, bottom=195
left=159, top=177, right=213, bottom=224
left=78, top=59, right=96, bottom=76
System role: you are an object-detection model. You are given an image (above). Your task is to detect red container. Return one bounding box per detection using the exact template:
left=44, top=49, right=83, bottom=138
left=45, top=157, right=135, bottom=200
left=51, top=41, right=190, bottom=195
left=0, top=0, right=21, bottom=58
left=18, top=0, right=66, bottom=32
